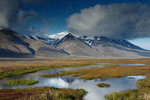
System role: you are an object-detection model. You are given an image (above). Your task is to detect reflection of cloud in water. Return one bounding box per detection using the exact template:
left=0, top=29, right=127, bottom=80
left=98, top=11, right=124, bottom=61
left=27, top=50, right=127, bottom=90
left=0, top=62, right=146, bottom=100
left=46, top=78, right=69, bottom=88
left=127, top=76, right=146, bottom=80
left=0, top=75, right=146, bottom=100
left=68, top=76, right=145, bottom=100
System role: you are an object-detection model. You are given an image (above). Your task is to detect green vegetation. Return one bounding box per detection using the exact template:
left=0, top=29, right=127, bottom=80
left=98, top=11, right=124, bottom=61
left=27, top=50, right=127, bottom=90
left=41, top=65, right=150, bottom=80
left=0, top=87, right=87, bottom=100
left=97, top=83, right=111, bottom=88
left=5, top=80, right=39, bottom=86
left=1, top=59, right=150, bottom=100
left=0, top=61, right=95, bottom=79
left=105, top=89, right=144, bottom=100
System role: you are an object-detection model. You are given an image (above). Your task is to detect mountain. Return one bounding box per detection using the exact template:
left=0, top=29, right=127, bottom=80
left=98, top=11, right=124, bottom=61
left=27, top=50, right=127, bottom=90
left=53, top=33, right=100, bottom=56
left=0, top=28, right=68, bottom=57
left=79, top=36, right=150, bottom=57
left=23, top=34, right=57, bottom=45
left=0, top=29, right=150, bottom=58
left=52, top=33, right=150, bottom=58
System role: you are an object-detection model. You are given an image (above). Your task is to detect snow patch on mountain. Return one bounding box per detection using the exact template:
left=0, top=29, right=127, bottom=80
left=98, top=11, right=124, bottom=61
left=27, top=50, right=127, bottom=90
left=49, top=31, right=69, bottom=39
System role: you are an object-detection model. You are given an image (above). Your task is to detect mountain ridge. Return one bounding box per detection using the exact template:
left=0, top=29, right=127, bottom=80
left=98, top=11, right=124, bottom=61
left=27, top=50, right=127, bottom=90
left=0, top=29, right=150, bottom=58
left=0, top=28, right=68, bottom=57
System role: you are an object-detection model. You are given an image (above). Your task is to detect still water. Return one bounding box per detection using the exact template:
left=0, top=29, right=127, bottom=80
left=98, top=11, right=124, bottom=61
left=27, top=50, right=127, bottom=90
left=0, top=63, right=145, bottom=100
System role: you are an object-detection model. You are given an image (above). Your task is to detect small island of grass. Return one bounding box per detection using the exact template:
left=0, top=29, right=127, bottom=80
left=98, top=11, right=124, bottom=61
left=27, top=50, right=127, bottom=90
left=97, top=83, right=111, bottom=88
left=5, top=79, right=39, bottom=86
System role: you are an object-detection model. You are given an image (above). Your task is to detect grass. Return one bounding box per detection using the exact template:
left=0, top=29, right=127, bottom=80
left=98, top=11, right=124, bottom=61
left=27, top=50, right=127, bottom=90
left=0, top=86, right=87, bottom=100
left=105, top=89, right=144, bottom=100
left=5, top=79, right=39, bottom=86
left=1, top=58, right=150, bottom=79
left=97, top=83, right=111, bottom=88
left=1, top=58, right=150, bottom=100
left=41, top=65, right=150, bottom=80
left=0, top=59, right=96, bottom=79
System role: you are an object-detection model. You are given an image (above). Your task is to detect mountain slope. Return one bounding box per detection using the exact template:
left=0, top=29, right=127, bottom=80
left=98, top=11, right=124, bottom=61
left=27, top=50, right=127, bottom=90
left=80, top=36, right=150, bottom=58
left=52, top=33, right=150, bottom=58
left=0, top=29, right=68, bottom=57
left=24, top=38, right=68, bottom=57
left=54, top=33, right=100, bottom=56
left=0, top=29, right=35, bottom=57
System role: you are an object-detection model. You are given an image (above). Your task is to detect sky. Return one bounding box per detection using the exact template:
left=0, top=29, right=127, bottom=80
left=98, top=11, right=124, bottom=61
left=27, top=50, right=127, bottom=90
left=0, top=0, right=150, bottom=50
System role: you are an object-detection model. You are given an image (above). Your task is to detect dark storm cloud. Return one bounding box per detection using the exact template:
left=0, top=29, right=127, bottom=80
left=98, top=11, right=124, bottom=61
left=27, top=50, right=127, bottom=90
left=0, top=0, right=50, bottom=36
left=67, top=3, right=150, bottom=40
left=0, top=0, right=18, bottom=28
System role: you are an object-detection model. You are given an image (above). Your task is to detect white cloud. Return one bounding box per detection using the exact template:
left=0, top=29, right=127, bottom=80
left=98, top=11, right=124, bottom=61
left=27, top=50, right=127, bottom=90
left=67, top=3, right=150, bottom=40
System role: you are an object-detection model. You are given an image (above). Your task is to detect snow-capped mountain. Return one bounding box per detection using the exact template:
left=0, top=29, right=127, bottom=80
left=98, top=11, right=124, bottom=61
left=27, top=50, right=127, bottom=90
left=79, top=36, right=144, bottom=50
left=23, top=34, right=57, bottom=45
left=53, top=33, right=99, bottom=56
left=20, top=31, right=150, bottom=58
left=51, top=33, right=150, bottom=57
left=48, top=31, right=69, bottom=39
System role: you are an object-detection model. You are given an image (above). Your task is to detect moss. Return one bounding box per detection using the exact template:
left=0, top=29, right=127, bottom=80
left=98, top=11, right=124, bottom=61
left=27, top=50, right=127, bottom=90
left=97, top=83, right=111, bottom=88
left=5, top=80, right=39, bottom=86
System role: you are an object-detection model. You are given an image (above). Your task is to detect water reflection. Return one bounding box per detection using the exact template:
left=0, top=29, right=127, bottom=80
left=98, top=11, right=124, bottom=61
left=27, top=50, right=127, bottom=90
left=119, top=64, right=145, bottom=66
left=0, top=63, right=146, bottom=100
left=0, top=75, right=145, bottom=100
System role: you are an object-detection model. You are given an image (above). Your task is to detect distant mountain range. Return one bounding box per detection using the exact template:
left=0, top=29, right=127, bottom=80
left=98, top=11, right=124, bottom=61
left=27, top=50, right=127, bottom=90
left=0, top=28, right=150, bottom=58
left=0, top=28, right=68, bottom=57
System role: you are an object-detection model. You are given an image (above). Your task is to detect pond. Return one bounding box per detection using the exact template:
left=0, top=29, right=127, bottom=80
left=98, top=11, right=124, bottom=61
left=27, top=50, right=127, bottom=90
left=0, top=63, right=145, bottom=100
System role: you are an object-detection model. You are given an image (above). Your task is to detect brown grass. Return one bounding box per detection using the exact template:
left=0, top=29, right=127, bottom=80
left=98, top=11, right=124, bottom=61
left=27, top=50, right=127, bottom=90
left=0, top=59, right=96, bottom=79
left=1, top=58, right=150, bottom=100
left=41, top=65, right=150, bottom=80
left=0, top=87, right=86, bottom=100
left=97, top=83, right=111, bottom=88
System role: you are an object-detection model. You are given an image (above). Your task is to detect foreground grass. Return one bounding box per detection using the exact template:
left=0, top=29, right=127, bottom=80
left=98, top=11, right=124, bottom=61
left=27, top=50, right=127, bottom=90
left=0, top=87, right=86, bottom=100
left=5, top=79, right=39, bottom=86
left=105, top=89, right=144, bottom=100
left=97, top=83, right=111, bottom=88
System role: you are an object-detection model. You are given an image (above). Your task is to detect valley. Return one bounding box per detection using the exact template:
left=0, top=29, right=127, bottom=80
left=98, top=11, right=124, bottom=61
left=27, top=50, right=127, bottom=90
left=0, top=1, right=150, bottom=100
left=0, top=58, right=150, bottom=100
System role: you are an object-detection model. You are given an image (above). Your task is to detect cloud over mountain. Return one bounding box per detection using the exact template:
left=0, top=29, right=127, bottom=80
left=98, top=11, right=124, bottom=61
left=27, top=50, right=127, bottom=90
left=0, top=0, right=49, bottom=36
left=67, top=3, right=150, bottom=40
